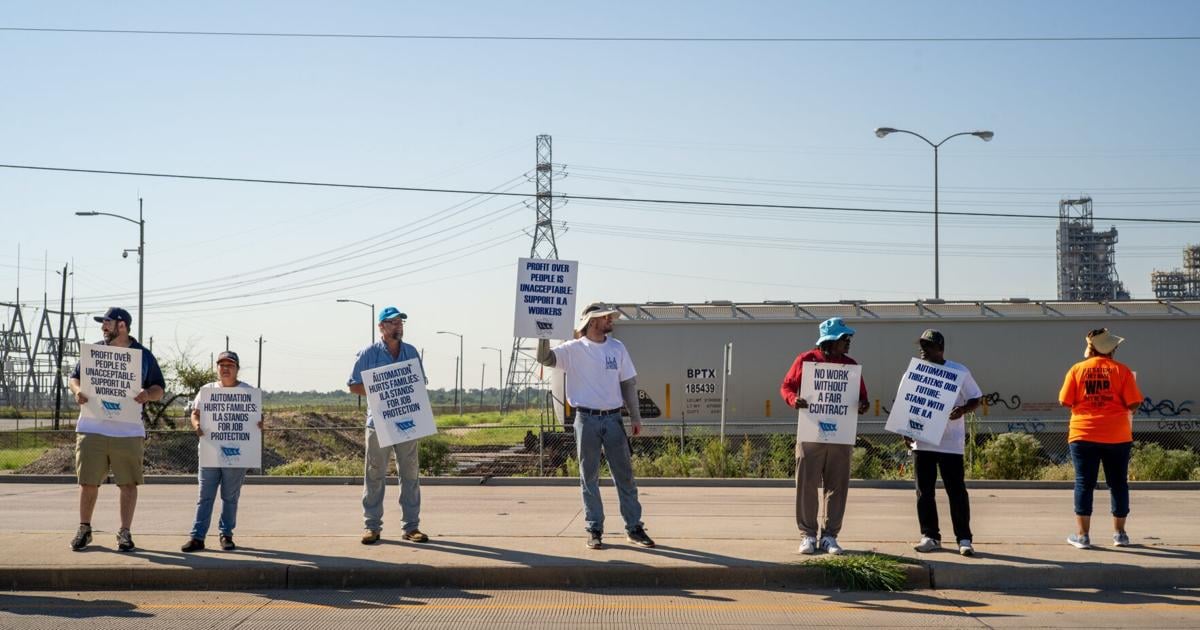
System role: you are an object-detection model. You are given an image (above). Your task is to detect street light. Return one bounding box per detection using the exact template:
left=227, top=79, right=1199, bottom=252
left=874, top=127, right=993, bottom=299
left=481, top=346, right=505, bottom=414
left=437, top=330, right=464, bottom=416
left=336, top=299, right=376, bottom=346
left=75, top=198, right=145, bottom=340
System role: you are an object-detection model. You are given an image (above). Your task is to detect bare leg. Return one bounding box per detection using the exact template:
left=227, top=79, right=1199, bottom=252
left=118, top=485, right=138, bottom=530
left=1113, top=515, right=1127, bottom=534
left=1075, top=514, right=1091, bottom=537
left=79, top=485, right=99, bottom=523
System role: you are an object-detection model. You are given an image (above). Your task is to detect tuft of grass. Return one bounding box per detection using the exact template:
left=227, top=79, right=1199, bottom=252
left=268, top=458, right=361, bottom=476
left=807, top=553, right=909, bottom=591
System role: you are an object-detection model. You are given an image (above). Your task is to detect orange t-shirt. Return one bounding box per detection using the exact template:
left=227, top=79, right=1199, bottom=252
left=1059, top=356, right=1143, bottom=444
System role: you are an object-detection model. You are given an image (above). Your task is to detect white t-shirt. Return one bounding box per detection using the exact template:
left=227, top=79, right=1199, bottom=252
left=912, top=359, right=983, bottom=455
left=551, top=336, right=637, bottom=410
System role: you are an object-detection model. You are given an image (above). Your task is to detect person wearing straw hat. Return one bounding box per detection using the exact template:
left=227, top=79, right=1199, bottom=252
left=779, top=317, right=869, bottom=556
left=1059, top=328, right=1143, bottom=549
left=537, top=302, right=654, bottom=550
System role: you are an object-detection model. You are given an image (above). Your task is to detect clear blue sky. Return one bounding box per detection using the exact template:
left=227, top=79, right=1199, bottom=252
left=3, top=1, right=1198, bottom=391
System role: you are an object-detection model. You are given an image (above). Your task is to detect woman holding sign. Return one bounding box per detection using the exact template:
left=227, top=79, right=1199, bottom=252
left=182, top=351, right=263, bottom=552
left=1059, top=328, right=1143, bottom=550
left=779, top=317, right=869, bottom=556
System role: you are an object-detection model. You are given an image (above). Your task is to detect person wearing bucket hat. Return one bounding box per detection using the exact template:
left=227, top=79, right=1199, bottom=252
left=779, top=317, right=869, bottom=556
left=907, top=330, right=983, bottom=557
left=66, top=306, right=166, bottom=552
left=536, top=303, right=654, bottom=550
left=1059, top=328, right=1143, bottom=550
left=347, top=306, right=430, bottom=545
left=181, top=350, right=263, bottom=553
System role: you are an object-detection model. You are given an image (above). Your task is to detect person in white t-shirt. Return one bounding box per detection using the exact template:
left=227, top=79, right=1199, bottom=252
left=181, top=351, right=263, bottom=553
left=907, top=329, right=983, bottom=556
left=537, top=303, right=654, bottom=550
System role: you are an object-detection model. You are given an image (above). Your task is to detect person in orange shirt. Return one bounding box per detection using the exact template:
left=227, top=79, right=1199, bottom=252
left=1059, top=328, right=1143, bottom=550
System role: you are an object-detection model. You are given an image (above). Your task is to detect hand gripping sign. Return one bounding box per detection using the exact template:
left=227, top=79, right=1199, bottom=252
left=513, top=257, right=578, bottom=340
left=198, top=387, right=263, bottom=468
left=78, top=342, right=143, bottom=424
left=363, top=358, right=437, bottom=447
left=885, top=357, right=966, bottom=443
left=796, top=362, right=862, bottom=445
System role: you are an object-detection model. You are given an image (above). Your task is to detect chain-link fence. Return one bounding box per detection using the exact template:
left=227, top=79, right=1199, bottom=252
left=3, top=413, right=1199, bottom=480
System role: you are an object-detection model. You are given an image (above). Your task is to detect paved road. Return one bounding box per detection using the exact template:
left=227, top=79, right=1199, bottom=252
left=3, top=588, right=1199, bottom=628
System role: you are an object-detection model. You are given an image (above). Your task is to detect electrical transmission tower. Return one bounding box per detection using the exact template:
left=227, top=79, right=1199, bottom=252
left=504, top=135, right=561, bottom=413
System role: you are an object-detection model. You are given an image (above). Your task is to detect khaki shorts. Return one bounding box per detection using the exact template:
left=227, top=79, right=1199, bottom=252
left=75, top=433, right=144, bottom=486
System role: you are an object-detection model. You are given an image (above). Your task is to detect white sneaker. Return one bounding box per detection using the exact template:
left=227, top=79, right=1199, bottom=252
left=958, top=539, right=975, bottom=556
left=820, top=536, right=844, bottom=555
left=1067, top=533, right=1091, bottom=549
left=913, top=536, right=941, bottom=553
left=798, top=535, right=817, bottom=555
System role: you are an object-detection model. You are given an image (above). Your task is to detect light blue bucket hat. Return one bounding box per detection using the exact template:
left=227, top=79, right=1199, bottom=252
left=816, top=317, right=856, bottom=345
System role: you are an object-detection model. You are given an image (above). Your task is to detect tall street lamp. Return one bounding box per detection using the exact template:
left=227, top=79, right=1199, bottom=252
left=481, top=346, right=504, bottom=414
left=336, top=299, right=375, bottom=346
left=874, top=128, right=993, bottom=300
left=437, top=330, right=464, bottom=416
left=76, top=198, right=146, bottom=340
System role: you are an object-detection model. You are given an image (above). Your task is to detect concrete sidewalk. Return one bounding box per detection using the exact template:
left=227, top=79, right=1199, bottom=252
left=0, top=483, right=1197, bottom=591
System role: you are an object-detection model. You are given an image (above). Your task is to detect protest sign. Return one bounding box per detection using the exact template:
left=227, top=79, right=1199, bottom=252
left=795, top=362, right=861, bottom=445
left=513, top=257, right=578, bottom=340
left=198, top=387, right=263, bottom=468
left=363, top=358, right=437, bottom=447
left=885, top=358, right=966, bottom=443
left=78, top=342, right=143, bottom=424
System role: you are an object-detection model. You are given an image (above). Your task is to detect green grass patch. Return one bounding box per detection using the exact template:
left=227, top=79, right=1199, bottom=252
left=0, top=447, right=53, bottom=471
left=807, top=553, right=910, bottom=591
left=267, top=458, right=361, bottom=476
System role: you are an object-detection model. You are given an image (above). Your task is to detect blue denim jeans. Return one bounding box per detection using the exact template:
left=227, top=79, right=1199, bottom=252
left=574, top=410, right=643, bottom=533
left=190, top=467, right=248, bottom=540
left=362, top=425, right=421, bottom=533
left=1070, top=440, right=1132, bottom=517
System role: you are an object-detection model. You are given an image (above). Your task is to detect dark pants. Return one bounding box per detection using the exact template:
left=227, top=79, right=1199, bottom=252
left=914, top=450, right=972, bottom=542
left=1070, top=440, right=1132, bottom=517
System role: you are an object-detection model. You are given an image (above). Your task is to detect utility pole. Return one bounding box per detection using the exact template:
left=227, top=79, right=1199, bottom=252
left=480, top=363, right=486, bottom=411
left=225, top=335, right=230, bottom=352
left=255, top=336, right=265, bottom=388
left=52, top=263, right=69, bottom=429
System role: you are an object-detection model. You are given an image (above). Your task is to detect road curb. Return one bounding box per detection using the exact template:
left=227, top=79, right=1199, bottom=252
left=0, top=562, right=932, bottom=591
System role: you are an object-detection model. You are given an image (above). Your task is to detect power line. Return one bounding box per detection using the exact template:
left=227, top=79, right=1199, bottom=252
left=2, top=162, right=1198, bottom=224
left=2, top=27, right=1198, bottom=43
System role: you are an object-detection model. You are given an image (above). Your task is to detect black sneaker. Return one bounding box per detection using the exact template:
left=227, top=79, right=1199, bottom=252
left=220, top=534, right=236, bottom=551
left=626, top=527, right=655, bottom=548
left=181, top=538, right=205, bottom=553
left=586, top=530, right=603, bottom=550
left=70, top=524, right=92, bottom=551
left=116, top=528, right=135, bottom=552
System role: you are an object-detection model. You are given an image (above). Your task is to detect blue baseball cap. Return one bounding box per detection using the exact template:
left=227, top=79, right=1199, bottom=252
left=93, top=306, right=133, bottom=326
left=816, top=317, right=855, bottom=344
left=378, top=306, right=407, bottom=323
left=216, top=351, right=240, bottom=366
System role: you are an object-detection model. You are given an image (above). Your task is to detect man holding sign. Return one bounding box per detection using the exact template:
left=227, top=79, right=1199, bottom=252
left=779, top=317, right=869, bottom=556
left=181, top=351, right=263, bottom=553
left=905, top=330, right=982, bottom=557
left=537, top=303, right=655, bottom=550
left=348, top=306, right=430, bottom=545
left=67, top=307, right=165, bottom=552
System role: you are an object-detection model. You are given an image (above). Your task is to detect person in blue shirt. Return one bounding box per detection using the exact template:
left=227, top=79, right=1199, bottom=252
left=348, top=306, right=429, bottom=545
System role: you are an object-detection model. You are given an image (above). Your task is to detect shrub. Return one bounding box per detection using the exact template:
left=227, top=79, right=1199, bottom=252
left=1037, top=463, right=1076, bottom=481
left=419, top=435, right=454, bottom=475
left=766, top=433, right=796, bottom=478
left=700, top=438, right=745, bottom=477
left=268, top=458, right=360, bottom=476
left=850, top=447, right=883, bottom=480
left=978, top=432, right=1042, bottom=480
left=808, top=553, right=909, bottom=591
left=1128, top=443, right=1198, bottom=481
left=652, top=439, right=698, bottom=477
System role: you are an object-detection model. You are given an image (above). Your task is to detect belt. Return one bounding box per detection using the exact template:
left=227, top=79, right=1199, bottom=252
left=574, top=406, right=623, bottom=416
